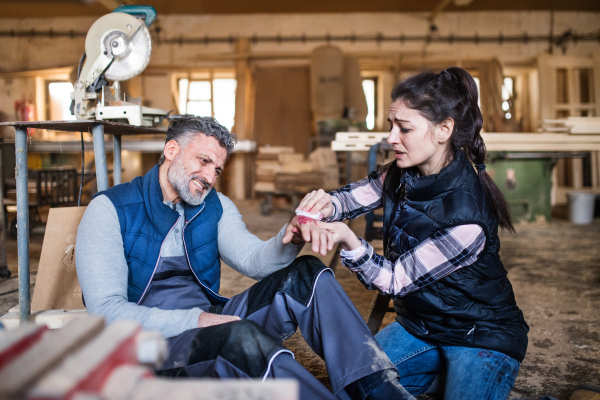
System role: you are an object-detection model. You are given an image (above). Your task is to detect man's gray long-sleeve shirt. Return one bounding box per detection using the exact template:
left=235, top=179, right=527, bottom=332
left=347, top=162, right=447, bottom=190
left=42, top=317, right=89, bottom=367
left=76, top=191, right=303, bottom=339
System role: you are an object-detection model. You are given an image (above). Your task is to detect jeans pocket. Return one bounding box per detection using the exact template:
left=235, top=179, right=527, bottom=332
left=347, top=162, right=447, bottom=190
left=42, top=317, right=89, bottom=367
left=483, top=354, right=521, bottom=400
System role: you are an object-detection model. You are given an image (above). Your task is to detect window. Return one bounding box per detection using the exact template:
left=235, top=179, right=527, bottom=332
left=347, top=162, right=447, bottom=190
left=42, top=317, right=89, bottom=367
left=362, top=77, right=377, bottom=130
left=502, top=77, right=515, bottom=120
left=473, top=77, right=482, bottom=109
left=553, top=67, right=595, bottom=118
left=178, top=74, right=237, bottom=131
left=48, top=81, right=76, bottom=121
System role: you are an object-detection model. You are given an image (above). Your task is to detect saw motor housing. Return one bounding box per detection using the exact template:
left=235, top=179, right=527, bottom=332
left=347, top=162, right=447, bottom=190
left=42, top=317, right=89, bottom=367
left=71, top=6, right=168, bottom=127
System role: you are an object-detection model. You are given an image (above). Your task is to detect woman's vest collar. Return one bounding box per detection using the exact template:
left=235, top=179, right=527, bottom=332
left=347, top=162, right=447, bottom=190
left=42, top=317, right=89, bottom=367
left=398, top=150, right=471, bottom=202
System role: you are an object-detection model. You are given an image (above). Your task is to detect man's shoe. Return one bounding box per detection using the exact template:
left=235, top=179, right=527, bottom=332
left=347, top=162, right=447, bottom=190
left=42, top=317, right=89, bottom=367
left=347, top=369, right=415, bottom=400
left=570, top=384, right=600, bottom=400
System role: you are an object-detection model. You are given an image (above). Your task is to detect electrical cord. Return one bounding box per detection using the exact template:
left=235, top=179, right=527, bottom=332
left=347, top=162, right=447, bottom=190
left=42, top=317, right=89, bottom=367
left=77, top=52, right=86, bottom=80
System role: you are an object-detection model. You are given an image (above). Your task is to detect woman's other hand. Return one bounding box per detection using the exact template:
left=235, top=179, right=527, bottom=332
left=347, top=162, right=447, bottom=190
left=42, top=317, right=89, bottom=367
left=315, top=221, right=361, bottom=252
left=282, top=216, right=334, bottom=256
left=297, top=189, right=334, bottom=219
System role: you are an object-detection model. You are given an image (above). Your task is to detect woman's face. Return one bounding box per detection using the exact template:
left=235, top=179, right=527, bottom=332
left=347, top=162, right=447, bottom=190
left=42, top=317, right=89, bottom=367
left=387, top=100, right=453, bottom=176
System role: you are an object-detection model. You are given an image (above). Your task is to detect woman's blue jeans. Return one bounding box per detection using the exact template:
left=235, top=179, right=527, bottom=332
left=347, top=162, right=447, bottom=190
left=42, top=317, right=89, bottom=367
left=375, top=321, right=521, bottom=400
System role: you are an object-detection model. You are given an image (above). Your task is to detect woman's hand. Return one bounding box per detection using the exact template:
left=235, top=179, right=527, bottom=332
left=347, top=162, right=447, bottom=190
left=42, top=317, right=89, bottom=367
left=282, top=215, right=334, bottom=256
left=314, top=221, right=361, bottom=252
left=297, top=189, right=335, bottom=219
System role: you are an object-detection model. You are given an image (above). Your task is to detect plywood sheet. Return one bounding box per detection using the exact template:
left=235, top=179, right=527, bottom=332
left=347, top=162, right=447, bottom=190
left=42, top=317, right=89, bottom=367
left=31, top=207, right=87, bottom=311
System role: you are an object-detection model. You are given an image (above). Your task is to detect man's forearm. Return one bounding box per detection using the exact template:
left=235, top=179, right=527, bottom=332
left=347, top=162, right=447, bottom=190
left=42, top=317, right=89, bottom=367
left=217, top=193, right=304, bottom=280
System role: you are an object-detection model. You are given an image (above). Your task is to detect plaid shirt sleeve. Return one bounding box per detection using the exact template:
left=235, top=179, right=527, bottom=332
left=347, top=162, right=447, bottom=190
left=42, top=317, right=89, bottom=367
left=340, top=224, right=486, bottom=297
left=323, top=163, right=392, bottom=222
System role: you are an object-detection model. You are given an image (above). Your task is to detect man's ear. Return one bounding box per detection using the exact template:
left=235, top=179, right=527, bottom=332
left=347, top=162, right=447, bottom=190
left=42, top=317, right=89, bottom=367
left=437, top=118, right=454, bottom=144
left=162, top=140, right=181, bottom=163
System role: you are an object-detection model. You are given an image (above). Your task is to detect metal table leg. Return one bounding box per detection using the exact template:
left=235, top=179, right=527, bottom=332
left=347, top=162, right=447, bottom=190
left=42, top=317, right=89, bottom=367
left=364, top=143, right=381, bottom=241
left=345, top=151, right=352, bottom=185
left=0, top=140, right=10, bottom=278
left=92, top=124, right=109, bottom=191
left=15, top=127, right=30, bottom=322
left=113, top=135, right=122, bottom=185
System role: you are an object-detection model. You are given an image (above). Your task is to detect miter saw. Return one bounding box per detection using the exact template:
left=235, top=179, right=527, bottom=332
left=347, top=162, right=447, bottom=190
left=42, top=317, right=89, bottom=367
left=70, top=5, right=169, bottom=127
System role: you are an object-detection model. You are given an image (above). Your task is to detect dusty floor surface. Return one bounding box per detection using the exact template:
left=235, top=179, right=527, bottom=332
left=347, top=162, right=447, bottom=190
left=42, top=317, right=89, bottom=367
left=1, top=200, right=599, bottom=400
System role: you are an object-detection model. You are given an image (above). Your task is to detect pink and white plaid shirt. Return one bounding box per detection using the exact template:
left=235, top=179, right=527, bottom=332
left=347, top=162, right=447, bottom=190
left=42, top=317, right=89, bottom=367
left=326, top=165, right=486, bottom=297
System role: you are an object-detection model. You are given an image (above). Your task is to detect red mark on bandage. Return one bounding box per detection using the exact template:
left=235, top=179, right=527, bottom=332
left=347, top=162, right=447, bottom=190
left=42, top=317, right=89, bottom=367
left=297, top=216, right=314, bottom=225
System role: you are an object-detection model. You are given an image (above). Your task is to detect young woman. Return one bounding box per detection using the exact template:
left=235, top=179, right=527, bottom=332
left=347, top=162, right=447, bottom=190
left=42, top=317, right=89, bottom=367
left=296, top=67, right=529, bottom=399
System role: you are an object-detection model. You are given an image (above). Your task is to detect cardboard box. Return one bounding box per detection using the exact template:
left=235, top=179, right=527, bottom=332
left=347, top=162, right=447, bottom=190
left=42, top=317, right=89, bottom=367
left=31, top=207, right=87, bottom=311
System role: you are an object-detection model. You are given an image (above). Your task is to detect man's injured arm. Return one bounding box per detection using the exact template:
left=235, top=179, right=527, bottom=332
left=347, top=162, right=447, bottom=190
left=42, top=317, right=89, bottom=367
left=217, top=193, right=304, bottom=280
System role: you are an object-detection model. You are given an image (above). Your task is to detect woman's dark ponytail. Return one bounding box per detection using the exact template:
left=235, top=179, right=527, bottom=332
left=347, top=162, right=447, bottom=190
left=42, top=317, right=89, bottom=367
left=392, top=67, right=516, bottom=233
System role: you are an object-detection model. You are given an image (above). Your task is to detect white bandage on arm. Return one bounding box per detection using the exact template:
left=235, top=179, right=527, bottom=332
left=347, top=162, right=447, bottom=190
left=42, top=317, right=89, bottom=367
left=295, top=209, right=323, bottom=220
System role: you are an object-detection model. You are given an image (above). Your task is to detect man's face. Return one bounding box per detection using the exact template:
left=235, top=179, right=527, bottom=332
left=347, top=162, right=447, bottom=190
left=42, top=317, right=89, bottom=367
left=167, top=134, right=227, bottom=205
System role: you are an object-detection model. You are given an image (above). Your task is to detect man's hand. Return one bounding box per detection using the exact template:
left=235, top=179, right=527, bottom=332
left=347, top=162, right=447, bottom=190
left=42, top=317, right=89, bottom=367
left=296, top=189, right=334, bottom=219
left=198, top=312, right=240, bottom=328
left=282, top=215, right=334, bottom=256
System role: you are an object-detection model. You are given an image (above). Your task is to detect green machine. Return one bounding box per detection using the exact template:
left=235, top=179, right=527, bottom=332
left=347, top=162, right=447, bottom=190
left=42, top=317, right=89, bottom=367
left=486, top=152, right=556, bottom=222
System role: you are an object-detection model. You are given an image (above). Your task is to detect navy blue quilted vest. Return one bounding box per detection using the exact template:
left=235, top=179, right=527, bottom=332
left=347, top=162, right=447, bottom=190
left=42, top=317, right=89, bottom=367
left=382, top=151, right=528, bottom=361
left=97, top=165, right=227, bottom=306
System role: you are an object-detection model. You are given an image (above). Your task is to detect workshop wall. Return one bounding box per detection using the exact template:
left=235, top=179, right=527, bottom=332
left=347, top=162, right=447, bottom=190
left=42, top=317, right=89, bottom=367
left=0, top=12, right=598, bottom=73
left=1, top=11, right=597, bottom=134
left=0, top=10, right=598, bottom=196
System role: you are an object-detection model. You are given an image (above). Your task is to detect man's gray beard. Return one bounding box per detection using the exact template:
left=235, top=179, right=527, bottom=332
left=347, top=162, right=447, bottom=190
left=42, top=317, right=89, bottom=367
left=167, top=153, right=210, bottom=206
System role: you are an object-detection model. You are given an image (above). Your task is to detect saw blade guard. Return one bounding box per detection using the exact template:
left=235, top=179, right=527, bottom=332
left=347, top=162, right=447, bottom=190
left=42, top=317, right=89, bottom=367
left=79, top=12, right=152, bottom=87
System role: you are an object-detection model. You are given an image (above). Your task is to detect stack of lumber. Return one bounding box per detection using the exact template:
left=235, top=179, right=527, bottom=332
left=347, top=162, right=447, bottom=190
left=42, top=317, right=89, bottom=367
left=254, top=146, right=291, bottom=192
left=542, top=117, right=600, bottom=134
left=308, top=147, right=340, bottom=190
left=0, top=316, right=297, bottom=400
left=254, top=146, right=322, bottom=193
left=274, top=172, right=324, bottom=192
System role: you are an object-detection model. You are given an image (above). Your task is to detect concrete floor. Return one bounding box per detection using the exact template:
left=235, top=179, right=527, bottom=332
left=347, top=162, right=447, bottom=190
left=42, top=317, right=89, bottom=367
left=1, top=200, right=599, bottom=400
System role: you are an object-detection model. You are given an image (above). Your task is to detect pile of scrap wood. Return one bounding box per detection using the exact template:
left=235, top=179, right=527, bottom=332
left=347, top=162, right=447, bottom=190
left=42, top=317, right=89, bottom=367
left=254, top=146, right=325, bottom=193
left=0, top=316, right=297, bottom=400
left=308, top=147, right=340, bottom=191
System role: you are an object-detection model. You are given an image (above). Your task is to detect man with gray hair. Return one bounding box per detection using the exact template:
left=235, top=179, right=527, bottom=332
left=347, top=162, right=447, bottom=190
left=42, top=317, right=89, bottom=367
left=76, top=116, right=413, bottom=400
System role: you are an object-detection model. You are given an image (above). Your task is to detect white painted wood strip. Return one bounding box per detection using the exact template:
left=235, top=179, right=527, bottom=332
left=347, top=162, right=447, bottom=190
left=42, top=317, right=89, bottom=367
left=335, top=132, right=388, bottom=142
left=28, top=320, right=138, bottom=400
left=0, top=316, right=104, bottom=400
left=130, top=379, right=299, bottom=400
left=331, top=133, right=600, bottom=151
left=331, top=141, right=376, bottom=151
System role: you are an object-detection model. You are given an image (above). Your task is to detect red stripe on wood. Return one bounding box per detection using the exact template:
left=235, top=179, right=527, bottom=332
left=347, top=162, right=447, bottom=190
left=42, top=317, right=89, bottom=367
left=0, top=326, right=49, bottom=372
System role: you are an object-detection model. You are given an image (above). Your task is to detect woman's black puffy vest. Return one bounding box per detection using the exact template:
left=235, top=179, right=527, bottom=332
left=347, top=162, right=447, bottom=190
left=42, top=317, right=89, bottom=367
left=382, top=150, right=528, bottom=362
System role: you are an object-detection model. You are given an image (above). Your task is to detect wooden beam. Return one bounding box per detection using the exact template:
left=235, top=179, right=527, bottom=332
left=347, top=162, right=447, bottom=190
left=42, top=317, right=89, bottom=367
left=229, top=38, right=252, bottom=200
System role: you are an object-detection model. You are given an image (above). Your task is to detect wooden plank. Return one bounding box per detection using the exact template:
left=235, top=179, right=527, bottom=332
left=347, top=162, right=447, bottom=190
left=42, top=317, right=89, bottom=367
left=0, top=315, right=104, bottom=400
left=335, top=132, right=388, bottom=142
left=0, top=309, right=88, bottom=330
left=130, top=379, right=299, bottom=400
left=331, top=141, right=374, bottom=151
left=481, top=133, right=600, bottom=144
left=28, top=320, right=139, bottom=400
left=0, top=323, right=49, bottom=372
left=484, top=143, right=600, bottom=151
left=101, top=365, right=152, bottom=400
left=0, top=120, right=166, bottom=135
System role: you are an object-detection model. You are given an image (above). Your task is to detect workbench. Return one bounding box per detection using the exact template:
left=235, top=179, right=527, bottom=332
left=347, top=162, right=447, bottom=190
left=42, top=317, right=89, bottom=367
left=332, top=131, right=600, bottom=240
left=0, top=120, right=167, bottom=324
left=332, top=131, right=600, bottom=190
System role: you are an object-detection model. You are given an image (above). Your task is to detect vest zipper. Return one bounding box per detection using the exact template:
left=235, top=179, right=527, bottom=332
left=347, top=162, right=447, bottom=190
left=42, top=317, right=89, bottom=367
left=183, top=203, right=229, bottom=303
left=137, top=216, right=181, bottom=304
